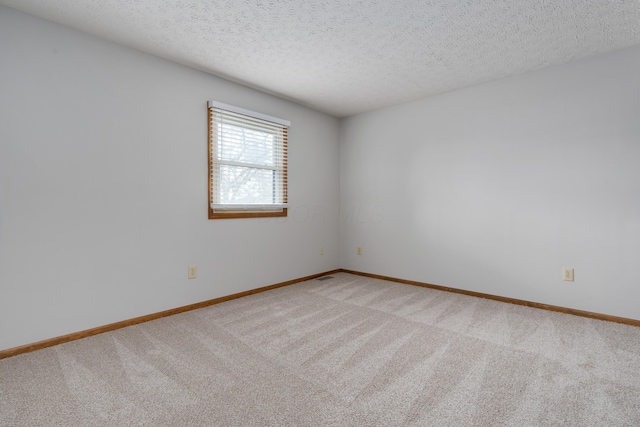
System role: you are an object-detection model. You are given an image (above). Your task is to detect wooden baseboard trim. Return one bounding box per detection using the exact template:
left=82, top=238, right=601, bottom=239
left=5, top=268, right=635, bottom=360
left=341, top=269, right=640, bottom=328
left=0, top=269, right=341, bottom=360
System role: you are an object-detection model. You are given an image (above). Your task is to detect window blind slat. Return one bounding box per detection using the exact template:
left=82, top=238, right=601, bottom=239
left=210, top=203, right=288, bottom=211
left=208, top=101, right=290, bottom=127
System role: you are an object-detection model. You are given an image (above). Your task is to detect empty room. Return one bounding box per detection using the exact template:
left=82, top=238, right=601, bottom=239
left=1, top=1, right=639, bottom=425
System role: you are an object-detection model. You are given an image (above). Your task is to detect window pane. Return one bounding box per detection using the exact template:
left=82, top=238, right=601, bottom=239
left=218, top=123, right=275, bottom=167
left=219, top=165, right=275, bottom=204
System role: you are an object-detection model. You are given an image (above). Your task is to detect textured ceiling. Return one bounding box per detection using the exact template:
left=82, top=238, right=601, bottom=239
left=2, top=0, right=640, bottom=117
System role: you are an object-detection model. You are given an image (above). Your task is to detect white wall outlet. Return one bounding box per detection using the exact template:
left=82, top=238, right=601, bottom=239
left=357, top=246, right=362, bottom=255
left=563, top=268, right=574, bottom=282
left=188, top=265, right=197, bottom=279
left=320, top=246, right=324, bottom=255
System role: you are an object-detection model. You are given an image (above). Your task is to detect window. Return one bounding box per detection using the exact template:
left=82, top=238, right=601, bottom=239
left=208, top=101, right=289, bottom=219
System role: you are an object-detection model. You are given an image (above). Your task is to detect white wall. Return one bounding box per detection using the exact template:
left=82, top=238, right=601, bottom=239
left=0, top=6, right=340, bottom=351
left=341, top=45, right=640, bottom=320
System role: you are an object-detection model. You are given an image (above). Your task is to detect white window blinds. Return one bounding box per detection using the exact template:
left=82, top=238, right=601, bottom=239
left=208, top=101, right=289, bottom=211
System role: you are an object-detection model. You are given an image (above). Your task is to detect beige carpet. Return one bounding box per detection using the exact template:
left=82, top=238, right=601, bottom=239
left=1, top=272, right=639, bottom=426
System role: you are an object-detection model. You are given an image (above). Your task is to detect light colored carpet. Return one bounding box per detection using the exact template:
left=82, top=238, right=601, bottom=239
left=1, top=272, right=640, bottom=426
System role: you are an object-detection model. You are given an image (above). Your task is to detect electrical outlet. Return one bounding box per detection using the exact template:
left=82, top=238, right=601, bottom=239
left=562, top=268, right=574, bottom=282
left=357, top=246, right=362, bottom=255
left=188, top=265, right=197, bottom=279
left=320, top=246, right=324, bottom=255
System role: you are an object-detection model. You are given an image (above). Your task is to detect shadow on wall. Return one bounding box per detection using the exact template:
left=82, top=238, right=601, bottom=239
left=0, top=184, right=3, bottom=250
left=253, top=204, right=384, bottom=225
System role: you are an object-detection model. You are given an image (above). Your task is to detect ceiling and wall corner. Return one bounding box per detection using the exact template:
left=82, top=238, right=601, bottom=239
left=0, top=0, right=639, bottom=117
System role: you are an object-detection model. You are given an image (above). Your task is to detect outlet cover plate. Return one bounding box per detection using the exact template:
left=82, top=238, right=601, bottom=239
left=188, top=265, right=197, bottom=279
left=563, top=268, right=574, bottom=282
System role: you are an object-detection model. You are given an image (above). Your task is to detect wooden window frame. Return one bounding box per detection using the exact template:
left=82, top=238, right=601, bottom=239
left=207, top=107, right=288, bottom=220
